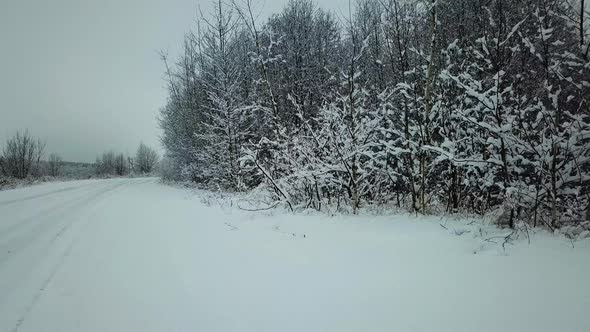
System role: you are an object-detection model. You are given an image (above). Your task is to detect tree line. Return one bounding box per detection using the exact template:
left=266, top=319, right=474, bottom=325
left=159, top=0, right=590, bottom=228
left=1, top=130, right=159, bottom=181
left=95, top=142, right=159, bottom=176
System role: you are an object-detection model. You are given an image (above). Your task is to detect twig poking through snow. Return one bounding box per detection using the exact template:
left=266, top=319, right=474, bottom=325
left=237, top=202, right=280, bottom=212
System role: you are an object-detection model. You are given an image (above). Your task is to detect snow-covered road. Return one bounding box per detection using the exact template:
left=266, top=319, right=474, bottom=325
left=1, top=178, right=589, bottom=332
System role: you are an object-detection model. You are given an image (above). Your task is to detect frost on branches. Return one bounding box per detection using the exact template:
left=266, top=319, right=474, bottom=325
left=159, top=0, right=590, bottom=229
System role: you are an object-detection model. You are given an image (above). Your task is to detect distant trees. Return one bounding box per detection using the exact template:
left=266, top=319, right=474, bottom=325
left=95, top=151, right=116, bottom=175
left=0, top=132, right=159, bottom=181
left=47, top=153, right=63, bottom=177
left=135, top=143, right=159, bottom=174
left=114, top=153, right=128, bottom=176
left=0, top=131, right=46, bottom=179
left=95, top=143, right=158, bottom=176
left=160, top=0, right=590, bottom=228
left=95, top=151, right=129, bottom=176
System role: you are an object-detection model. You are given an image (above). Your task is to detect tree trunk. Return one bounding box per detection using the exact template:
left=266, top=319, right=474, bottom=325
left=419, top=0, right=438, bottom=213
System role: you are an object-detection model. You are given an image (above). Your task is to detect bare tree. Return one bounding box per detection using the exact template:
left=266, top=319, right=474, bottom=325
left=127, top=156, right=135, bottom=173
left=135, top=143, right=159, bottom=174
left=1, top=130, right=46, bottom=179
left=114, top=153, right=128, bottom=176
left=96, top=151, right=117, bottom=175
left=95, top=151, right=130, bottom=176
left=47, top=153, right=63, bottom=177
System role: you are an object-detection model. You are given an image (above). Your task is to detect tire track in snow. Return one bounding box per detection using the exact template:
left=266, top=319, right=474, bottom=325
left=0, top=184, right=113, bottom=239
left=7, top=180, right=134, bottom=332
left=0, top=180, right=130, bottom=263
left=0, top=182, right=95, bottom=207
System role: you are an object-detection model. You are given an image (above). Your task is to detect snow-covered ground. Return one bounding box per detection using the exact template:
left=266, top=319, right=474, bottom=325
left=0, top=178, right=589, bottom=332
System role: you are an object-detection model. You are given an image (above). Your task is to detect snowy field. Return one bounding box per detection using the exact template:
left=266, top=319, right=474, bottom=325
left=1, top=178, right=589, bottom=332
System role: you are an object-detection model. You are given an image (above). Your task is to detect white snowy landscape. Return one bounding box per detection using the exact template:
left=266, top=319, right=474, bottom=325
left=2, top=0, right=590, bottom=330
left=0, top=178, right=589, bottom=332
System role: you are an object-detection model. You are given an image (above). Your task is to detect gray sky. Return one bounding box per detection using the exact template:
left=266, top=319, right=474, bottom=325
left=0, top=0, right=346, bottom=163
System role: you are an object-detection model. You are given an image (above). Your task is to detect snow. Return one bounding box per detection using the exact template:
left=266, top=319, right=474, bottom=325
left=1, top=178, right=589, bottom=332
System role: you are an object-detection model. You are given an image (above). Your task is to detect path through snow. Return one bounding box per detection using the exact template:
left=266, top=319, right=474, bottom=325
left=0, top=178, right=589, bottom=332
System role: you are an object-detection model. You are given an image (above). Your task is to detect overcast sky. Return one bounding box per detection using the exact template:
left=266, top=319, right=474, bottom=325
left=0, top=0, right=347, bottom=163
